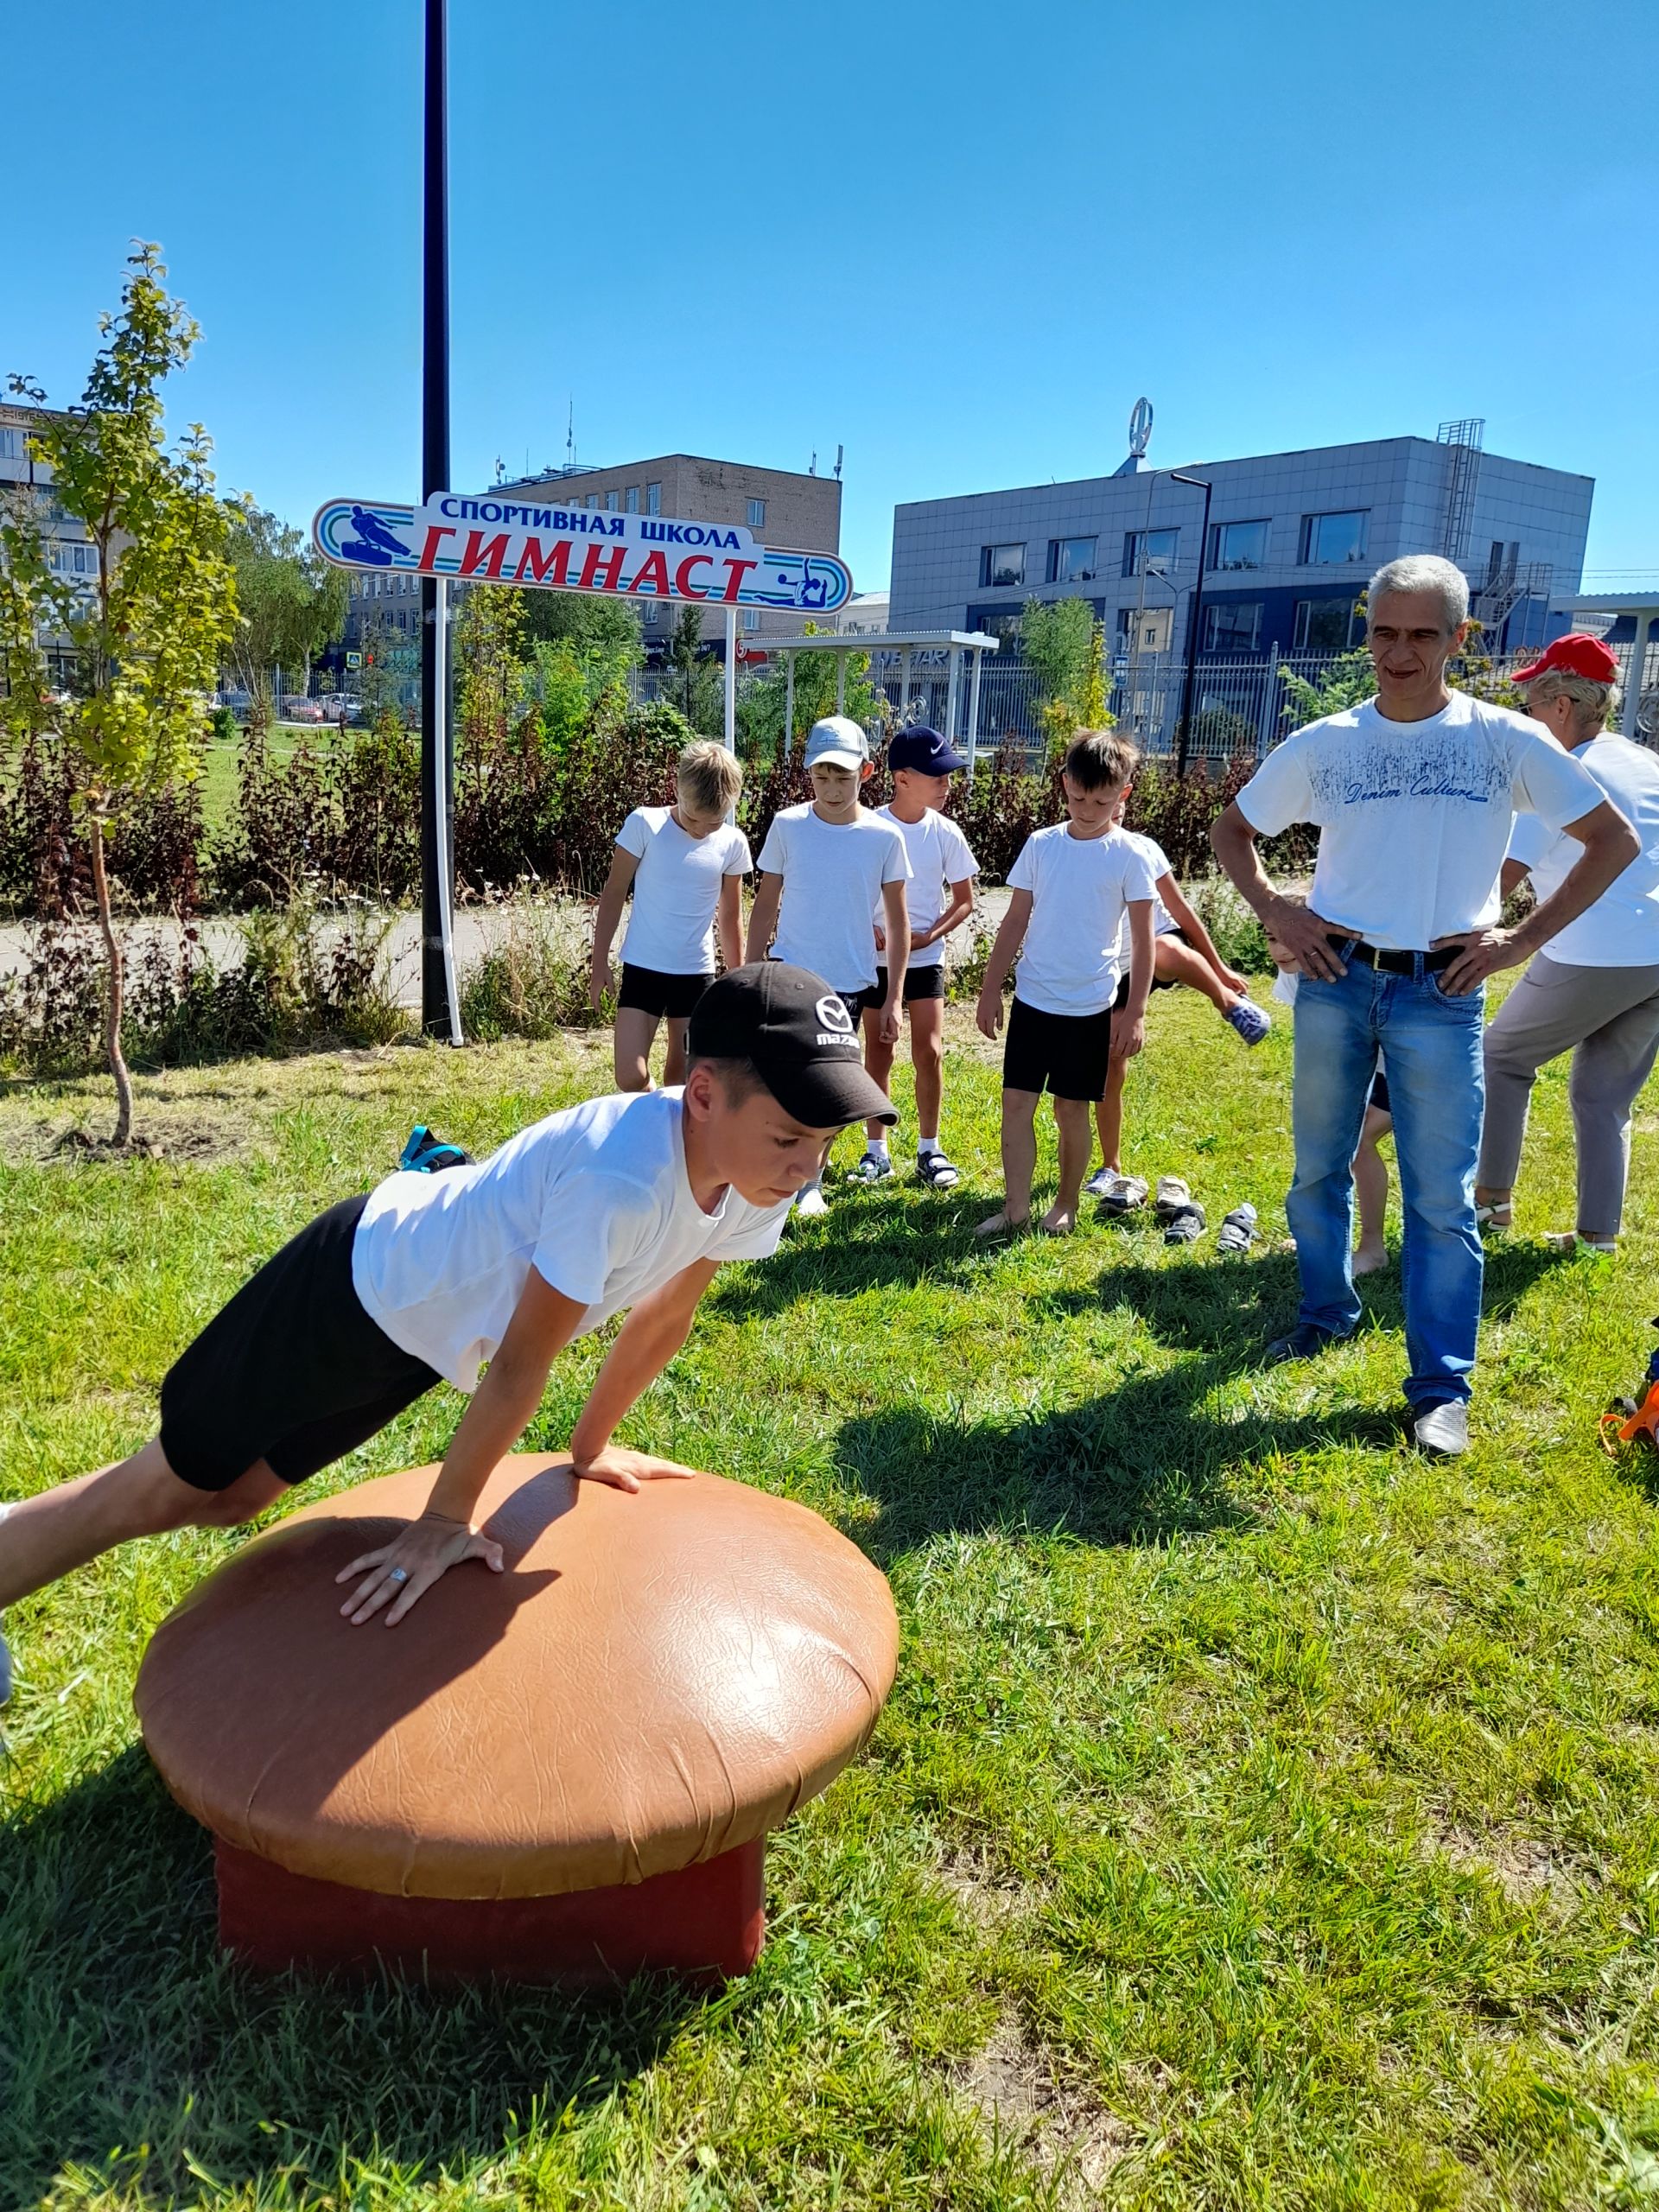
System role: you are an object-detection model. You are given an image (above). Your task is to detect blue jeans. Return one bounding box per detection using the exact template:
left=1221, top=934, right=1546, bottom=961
left=1289, top=954, right=1486, bottom=1408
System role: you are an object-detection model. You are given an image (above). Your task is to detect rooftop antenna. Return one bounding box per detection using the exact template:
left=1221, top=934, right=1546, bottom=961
left=834, top=442, right=843, bottom=481
left=493, top=455, right=505, bottom=483
left=566, top=397, right=575, bottom=471
left=809, top=449, right=817, bottom=476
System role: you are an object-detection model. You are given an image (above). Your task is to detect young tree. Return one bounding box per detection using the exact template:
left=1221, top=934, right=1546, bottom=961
left=665, top=603, right=725, bottom=736
left=225, top=502, right=348, bottom=715
left=1020, top=595, right=1098, bottom=713
left=0, top=242, right=238, bottom=1145
left=453, top=581, right=525, bottom=746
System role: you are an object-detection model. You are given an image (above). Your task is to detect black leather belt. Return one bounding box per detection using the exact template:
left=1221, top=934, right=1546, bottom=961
left=1326, top=934, right=1458, bottom=976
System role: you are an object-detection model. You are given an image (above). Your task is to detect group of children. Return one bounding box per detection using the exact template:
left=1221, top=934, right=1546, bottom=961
left=592, top=721, right=1273, bottom=1235
left=0, top=715, right=1277, bottom=1701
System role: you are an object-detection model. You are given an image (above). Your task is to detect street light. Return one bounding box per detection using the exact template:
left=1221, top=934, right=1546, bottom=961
left=420, top=0, right=458, bottom=1042
left=1169, top=470, right=1212, bottom=779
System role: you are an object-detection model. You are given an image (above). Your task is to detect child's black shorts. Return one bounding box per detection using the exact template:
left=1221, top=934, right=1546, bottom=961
left=1001, top=995, right=1114, bottom=1102
left=158, top=1196, right=441, bottom=1494
left=872, top=963, right=947, bottom=1005
left=618, top=964, right=714, bottom=1020
left=1112, top=928, right=1187, bottom=1009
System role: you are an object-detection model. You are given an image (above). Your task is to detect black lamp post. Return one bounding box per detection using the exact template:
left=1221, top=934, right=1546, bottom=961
left=419, top=0, right=455, bottom=1039
left=1170, top=470, right=1212, bottom=779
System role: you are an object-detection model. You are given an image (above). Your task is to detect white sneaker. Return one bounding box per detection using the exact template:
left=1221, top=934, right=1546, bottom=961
left=1083, top=1168, right=1115, bottom=1199
left=1413, top=1402, right=1470, bottom=1455
left=793, top=1180, right=829, bottom=1218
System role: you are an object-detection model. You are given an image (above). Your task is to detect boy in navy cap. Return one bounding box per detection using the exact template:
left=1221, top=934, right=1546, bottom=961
left=0, top=965, right=893, bottom=1694
left=851, top=725, right=981, bottom=1190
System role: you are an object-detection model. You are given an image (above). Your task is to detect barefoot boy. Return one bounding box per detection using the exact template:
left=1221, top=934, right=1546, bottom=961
left=589, top=741, right=750, bottom=1091
left=746, top=716, right=911, bottom=1216
left=852, top=724, right=981, bottom=1191
left=974, top=731, right=1156, bottom=1236
left=0, top=965, right=895, bottom=1694
left=1086, top=791, right=1272, bottom=1204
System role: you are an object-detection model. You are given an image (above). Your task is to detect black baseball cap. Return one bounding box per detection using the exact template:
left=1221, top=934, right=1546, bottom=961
left=888, top=725, right=968, bottom=777
left=688, top=963, right=898, bottom=1128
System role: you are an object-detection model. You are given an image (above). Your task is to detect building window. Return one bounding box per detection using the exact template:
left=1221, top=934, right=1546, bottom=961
left=747, top=497, right=766, bottom=530
left=646, top=481, right=662, bottom=515
left=0, top=428, right=21, bottom=460
left=1116, top=605, right=1173, bottom=653
left=1207, top=518, right=1270, bottom=572
left=1122, top=528, right=1179, bottom=578
left=1203, top=601, right=1262, bottom=652
left=605, top=490, right=619, bottom=512
left=586, top=494, right=598, bottom=509
left=979, top=543, right=1027, bottom=589
left=1294, top=597, right=1363, bottom=650
left=1299, top=510, right=1369, bottom=565
left=641, top=601, right=658, bottom=625
left=969, top=610, right=1024, bottom=650
left=626, top=486, right=639, bottom=513
left=1047, top=536, right=1098, bottom=584
left=743, top=607, right=761, bottom=631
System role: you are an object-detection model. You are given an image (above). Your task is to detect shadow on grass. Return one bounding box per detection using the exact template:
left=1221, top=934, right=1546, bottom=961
left=834, top=1340, right=1405, bottom=1568
left=0, top=1746, right=701, bottom=2209
left=706, top=1185, right=1007, bottom=1319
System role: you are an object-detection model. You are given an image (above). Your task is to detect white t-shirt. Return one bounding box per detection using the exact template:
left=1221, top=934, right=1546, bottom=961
left=351, top=1090, right=791, bottom=1391
left=1005, top=823, right=1159, bottom=1015
left=1236, top=690, right=1601, bottom=950
left=615, top=806, right=751, bottom=976
left=756, top=803, right=911, bottom=992
left=870, top=804, right=980, bottom=969
left=1507, top=734, right=1659, bottom=967
left=1113, top=829, right=1179, bottom=952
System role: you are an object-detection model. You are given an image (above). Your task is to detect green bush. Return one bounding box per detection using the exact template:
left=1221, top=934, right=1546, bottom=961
left=458, top=906, right=604, bottom=1041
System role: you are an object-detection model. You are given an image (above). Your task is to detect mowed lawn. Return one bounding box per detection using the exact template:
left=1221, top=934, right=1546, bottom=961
left=3, top=994, right=1659, bottom=2210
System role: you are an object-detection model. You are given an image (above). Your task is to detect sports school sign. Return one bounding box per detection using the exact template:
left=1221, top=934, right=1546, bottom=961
left=313, top=494, right=853, bottom=615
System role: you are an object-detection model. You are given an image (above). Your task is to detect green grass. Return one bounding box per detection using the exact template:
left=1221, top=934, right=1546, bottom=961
left=4, top=999, right=1659, bottom=2209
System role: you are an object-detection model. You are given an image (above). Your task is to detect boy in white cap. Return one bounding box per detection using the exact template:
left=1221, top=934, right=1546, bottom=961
left=747, top=715, right=912, bottom=1215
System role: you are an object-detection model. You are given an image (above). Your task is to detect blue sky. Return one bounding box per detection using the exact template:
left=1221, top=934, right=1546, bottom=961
left=8, top=0, right=1656, bottom=594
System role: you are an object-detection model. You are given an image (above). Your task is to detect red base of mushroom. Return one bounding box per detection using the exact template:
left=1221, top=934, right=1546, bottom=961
left=214, top=1834, right=766, bottom=1984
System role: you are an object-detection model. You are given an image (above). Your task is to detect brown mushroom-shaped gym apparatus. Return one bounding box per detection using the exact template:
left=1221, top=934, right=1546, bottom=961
left=134, top=1454, right=898, bottom=1984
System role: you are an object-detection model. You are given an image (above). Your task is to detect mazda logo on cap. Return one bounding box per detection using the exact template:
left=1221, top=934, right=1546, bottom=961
left=816, top=995, right=855, bottom=1035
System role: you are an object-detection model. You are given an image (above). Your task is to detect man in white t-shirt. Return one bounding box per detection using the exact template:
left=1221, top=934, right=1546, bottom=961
left=747, top=715, right=912, bottom=1216
left=0, top=966, right=898, bottom=1696
left=849, top=724, right=982, bottom=1192
left=588, top=741, right=751, bottom=1091
left=1475, top=632, right=1659, bottom=1252
left=1212, top=555, right=1637, bottom=1453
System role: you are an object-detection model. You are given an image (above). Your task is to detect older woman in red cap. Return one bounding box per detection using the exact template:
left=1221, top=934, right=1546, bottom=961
left=1476, top=633, right=1659, bottom=1253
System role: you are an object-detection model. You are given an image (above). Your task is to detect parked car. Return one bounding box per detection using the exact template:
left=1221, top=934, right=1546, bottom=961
left=281, top=696, right=327, bottom=724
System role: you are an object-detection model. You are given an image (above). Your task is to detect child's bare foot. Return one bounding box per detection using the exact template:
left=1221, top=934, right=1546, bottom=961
left=1039, top=1204, right=1076, bottom=1236
left=1353, top=1243, right=1388, bottom=1276
left=975, top=1209, right=1028, bottom=1241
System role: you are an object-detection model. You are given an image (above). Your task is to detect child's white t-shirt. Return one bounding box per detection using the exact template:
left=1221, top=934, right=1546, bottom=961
left=351, top=1090, right=791, bottom=1390
left=1113, top=829, right=1179, bottom=942
left=615, top=806, right=751, bottom=976
left=870, top=804, right=980, bottom=970
left=1006, top=823, right=1158, bottom=1015
left=755, top=803, right=911, bottom=993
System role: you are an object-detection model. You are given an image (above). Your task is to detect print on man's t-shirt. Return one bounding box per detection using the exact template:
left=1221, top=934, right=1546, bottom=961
left=1307, top=731, right=1516, bottom=811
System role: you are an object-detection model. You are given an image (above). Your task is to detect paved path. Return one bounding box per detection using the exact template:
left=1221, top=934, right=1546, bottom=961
left=0, top=891, right=1013, bottom=1010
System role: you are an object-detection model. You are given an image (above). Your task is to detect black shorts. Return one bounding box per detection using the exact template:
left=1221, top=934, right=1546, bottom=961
left=1369, top=1067, right=1391, bottom=1116
left=1001, top=995, right=1114, bottom=1102
left=617, top=963, right=713, bottom=1020
left=1112, top=927, right=1187, bottom=1010
left=159, top=1196, right=441, bottom=1493
left=872, top=963, right=947, bottom=1005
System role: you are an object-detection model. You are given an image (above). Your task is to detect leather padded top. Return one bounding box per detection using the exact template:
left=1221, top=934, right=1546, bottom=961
left=134, top=1455, right=899, bottom=1900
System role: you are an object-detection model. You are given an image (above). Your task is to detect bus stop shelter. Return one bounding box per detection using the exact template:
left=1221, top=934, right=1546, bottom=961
left=753, top=629, right=1001, bottom=765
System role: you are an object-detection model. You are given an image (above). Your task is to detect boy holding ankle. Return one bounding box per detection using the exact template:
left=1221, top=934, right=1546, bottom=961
left=1086, top=787, right=1271, bottom=1206
left=975, top=731, right=1156, bottom=1236
left=747, top=716, right=911, bottom=1216
left=852, top=725, right=981, bottom=1191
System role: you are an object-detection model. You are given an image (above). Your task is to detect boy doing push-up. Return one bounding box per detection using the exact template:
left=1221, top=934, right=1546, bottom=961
left=0, top=966, right=895, bottom=1698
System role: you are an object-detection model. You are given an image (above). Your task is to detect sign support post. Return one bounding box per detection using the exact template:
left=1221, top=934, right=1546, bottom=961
left=722, top=605, right=737, bottom=754
left=420, top=0, right=460, bottom=1043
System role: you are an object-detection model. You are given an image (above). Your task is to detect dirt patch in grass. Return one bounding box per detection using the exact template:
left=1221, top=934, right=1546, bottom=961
left=1426, top=1819, right=1597, bottom=1909
left=937, top=1846, right=1045, bottom=1932
left=958, top=2010, right=1135, bottom=2202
